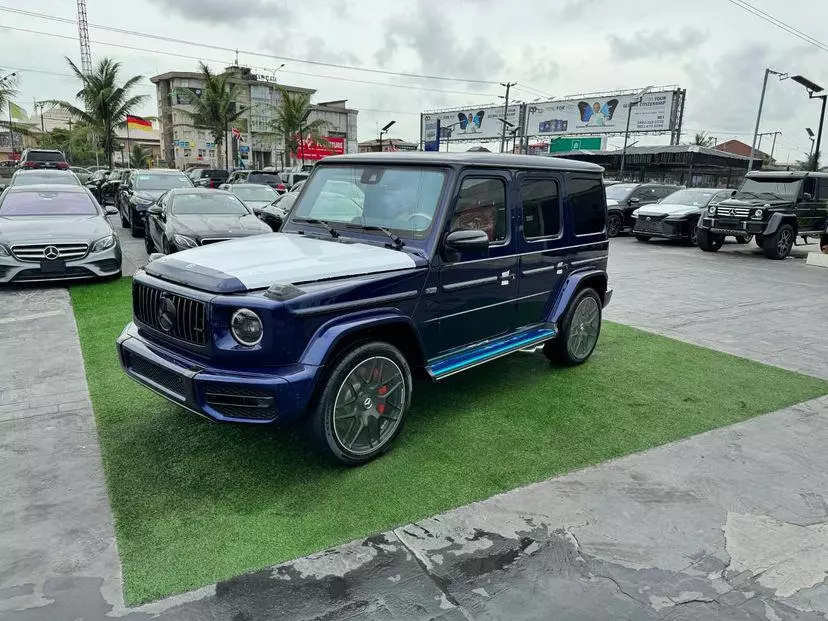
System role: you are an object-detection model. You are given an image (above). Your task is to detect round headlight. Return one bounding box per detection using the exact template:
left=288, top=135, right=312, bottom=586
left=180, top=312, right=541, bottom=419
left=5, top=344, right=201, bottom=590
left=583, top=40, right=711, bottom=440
left=708, top=205, right=716, bottom=215
left=753, top=208, right=764, bottom=219
left=230, top=309, right=263, bottom=346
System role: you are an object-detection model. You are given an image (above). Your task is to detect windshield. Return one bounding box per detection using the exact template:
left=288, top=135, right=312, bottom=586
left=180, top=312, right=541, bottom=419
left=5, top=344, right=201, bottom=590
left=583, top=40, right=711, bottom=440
left=660, top=189, right=719, bottom=206
left=232, top=185, right=279, bottom=201
left=737, top=178, right=802, bottom=199
left=171, top=193, right=250, bottom=215
left=13, top=172, right=80, bottom=186
left=605, top=183, right=637, bottom=200
left=291, top=166, right=447, bottom=238
left=0, top=191, right=97, bottom=216
left=133, top=172, right=193, bottom=191
left=248, top=173, right=282, bottom=185
left=26, top=151, right=65, bottom=162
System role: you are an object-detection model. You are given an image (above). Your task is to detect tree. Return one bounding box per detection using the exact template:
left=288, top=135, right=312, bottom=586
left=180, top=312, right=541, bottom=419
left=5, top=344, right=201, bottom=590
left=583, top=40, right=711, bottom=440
left=48, top=57, right=146, bottom=168
left=690, top=131, right=715, bottom=148
left=130, top=144, right=150, bottom=169
left=36, top=122, right=103, bottom=167
left=268, top=87, right=329, bottom=167
left=0, top=74, right=33, bottom=143
left=794, top=150, right=821, bottom=171
left=178, top=63, right=247, bottom=169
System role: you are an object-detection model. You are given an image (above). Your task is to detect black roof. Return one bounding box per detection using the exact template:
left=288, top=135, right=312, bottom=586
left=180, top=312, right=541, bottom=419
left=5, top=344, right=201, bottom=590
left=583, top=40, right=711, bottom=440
left=746, top=170, right=828, bottom=179
left=324, top=151, right=604, bottom=173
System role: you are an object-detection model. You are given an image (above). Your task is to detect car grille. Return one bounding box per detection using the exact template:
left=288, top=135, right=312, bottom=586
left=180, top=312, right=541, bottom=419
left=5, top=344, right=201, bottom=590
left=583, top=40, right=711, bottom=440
left=127, top=354, right=186, bottom=398
left=202, top=383, right=277, bottom=421
left=200, top=238, right=230, bottom=245
left=634, top=219, right=667, bottom=234
left=11, top=243, right=89, bottom=262
left=133, top=282, right=208, bottom=346
left=714, top=206, right=750, bottom=218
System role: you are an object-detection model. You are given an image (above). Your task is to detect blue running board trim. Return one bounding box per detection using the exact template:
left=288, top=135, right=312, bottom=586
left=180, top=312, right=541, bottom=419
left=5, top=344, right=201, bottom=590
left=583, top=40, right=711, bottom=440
left=427, top=326, right=557, bottom=380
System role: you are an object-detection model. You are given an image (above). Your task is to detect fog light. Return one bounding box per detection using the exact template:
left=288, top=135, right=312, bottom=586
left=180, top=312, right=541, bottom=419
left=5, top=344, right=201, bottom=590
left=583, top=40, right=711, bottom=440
left=230, top=309, right=263, bottom=346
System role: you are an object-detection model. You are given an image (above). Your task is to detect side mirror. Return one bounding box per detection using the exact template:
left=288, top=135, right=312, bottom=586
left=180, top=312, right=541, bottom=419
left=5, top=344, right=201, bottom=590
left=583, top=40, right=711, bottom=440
left=104, top=206, right=118, bottom=216
left=218, top=184, right=230, bottom=190
left=0, top=184, right=6, bottom=192
left=147, top=204, right=162, bottom=216
left=445, top=229, right=490, bottom=253
left=628, top=197, right=640, bottom=204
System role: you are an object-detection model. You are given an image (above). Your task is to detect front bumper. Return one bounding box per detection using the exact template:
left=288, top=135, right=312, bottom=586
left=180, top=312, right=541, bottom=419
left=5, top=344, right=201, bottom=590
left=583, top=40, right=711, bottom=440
left=632, top=217, right=690, bottom=239
left=0, top=245, right=122, bottom=284
left=699, top=217, right=763, bottom=236
left=117, top=322, right=318, bottom=424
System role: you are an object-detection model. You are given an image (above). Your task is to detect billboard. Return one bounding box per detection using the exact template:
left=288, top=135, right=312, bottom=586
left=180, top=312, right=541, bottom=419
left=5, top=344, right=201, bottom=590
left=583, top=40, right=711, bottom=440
left=422, top=105, right=521, bottom=144
left=293, top=136, right=345, bottom=161
left=526, top=90, right=677, bottom=136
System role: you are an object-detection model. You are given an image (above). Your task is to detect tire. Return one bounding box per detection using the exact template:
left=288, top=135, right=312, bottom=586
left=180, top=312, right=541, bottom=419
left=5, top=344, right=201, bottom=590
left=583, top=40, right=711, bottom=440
left=762, top=223, right=794, bottom=260
left=119, top=203, right=129, bottom=228
left=144, top=231, right=155, bottom=254
left=736, top=235, right=753, bottom=244
left=543, top=288, right=602, bottom=366
left=754, top=234, right=764, bottom=248
left=687, top=224, right=699, bottom=247
left=635, top=235, right=651, bottom=242
left=130, top=209, right=144, bottom=238
left=307, top=342, right=412, bottom=465
left=606, top=212, right=623, bottom=238
left=697, top=229, right=723, bottom=252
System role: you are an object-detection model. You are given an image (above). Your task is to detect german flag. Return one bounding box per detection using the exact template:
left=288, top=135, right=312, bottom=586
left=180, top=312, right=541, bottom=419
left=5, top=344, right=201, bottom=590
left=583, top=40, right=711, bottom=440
left=126, top=115, right=153, bottom=132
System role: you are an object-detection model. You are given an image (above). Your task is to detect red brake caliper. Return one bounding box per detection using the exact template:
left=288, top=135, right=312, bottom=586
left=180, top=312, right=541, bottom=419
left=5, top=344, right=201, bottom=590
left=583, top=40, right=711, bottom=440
left=377, top=385, right=388, bottom=415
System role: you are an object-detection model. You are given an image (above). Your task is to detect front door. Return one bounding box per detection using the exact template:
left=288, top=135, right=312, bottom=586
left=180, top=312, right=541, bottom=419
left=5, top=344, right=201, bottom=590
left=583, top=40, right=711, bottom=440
left=434, top=172, right=518, bottom=354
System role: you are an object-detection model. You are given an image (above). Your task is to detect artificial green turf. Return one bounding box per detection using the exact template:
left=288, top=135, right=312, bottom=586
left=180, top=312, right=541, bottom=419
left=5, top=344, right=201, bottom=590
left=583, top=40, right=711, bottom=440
left=71, top=278, right=828, bottom=604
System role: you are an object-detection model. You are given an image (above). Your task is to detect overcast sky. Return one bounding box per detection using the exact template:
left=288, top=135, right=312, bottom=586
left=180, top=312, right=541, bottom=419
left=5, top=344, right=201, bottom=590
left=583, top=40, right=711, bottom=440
left=1, top=0, right=826, bottom=162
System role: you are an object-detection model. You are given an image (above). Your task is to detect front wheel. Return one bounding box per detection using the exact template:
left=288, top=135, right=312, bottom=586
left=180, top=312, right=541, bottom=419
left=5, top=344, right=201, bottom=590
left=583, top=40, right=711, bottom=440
left=144, top=231, right=155, bottom=254
left=130, top=209, right=144, bottom=238
left=754, top=234, right=764, bottom=248
left=308, top=342, right=412, bottom=465
left=762, top=224, right=794, bottom=260
left=606, top=212, right=623, bottom=238
left=736, top=234, right=753, bottom=244
left=686, top=224, right=699, bottom=247
left=119, top=203, right=129, bottom=228
left=544, top=288, right=602, bottom=366
left=697, top=229, right=723, bottom=252
left=635, top=235, right=651, bottom=242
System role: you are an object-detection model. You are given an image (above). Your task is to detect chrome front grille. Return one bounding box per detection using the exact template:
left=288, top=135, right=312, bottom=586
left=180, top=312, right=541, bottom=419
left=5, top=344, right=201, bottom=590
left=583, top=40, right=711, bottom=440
left=11, top=243, right=89, bottom=262
left=133, top=282, right=208, bottom=346
left=200, top=238, right=230, bottom=245
left=714, top=206, right=750, bottom=218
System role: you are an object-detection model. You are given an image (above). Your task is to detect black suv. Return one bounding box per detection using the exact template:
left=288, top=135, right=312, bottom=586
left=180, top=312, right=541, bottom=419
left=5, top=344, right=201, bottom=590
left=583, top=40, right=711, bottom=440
left=189, top=168, right=229, bottom=188
left=604, top=183, right=681, bottom=237
left=17, top=149, right=69, bottom=170
left=698, top=171, right=828, bottom=259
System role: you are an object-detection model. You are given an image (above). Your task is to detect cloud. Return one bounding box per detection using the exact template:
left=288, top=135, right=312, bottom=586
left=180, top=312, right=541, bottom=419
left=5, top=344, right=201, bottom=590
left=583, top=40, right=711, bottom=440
left=608, top=27, right=709, bottom=60
left=146, top=0, right=293, bottom=25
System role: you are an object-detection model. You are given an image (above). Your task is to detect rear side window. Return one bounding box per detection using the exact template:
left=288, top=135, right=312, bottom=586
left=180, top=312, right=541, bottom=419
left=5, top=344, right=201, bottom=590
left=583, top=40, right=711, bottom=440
left=248, top=173, right=281, bottom=184
left=521, top=178, right=561, bottom=239
left=570, top=177, right=605, bottom=235
left=818, top=179, right=828, bottom=200
left=26, top=151, right=65, bottom=162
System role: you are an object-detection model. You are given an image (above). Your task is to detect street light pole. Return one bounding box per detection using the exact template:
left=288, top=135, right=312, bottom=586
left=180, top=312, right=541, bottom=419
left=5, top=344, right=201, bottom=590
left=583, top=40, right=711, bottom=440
left=620, top=85, right=653, bottom=180
left=790, top=75, right=827, bottom=171
left=749, top=68, right=787, bottom=171
left=378, top=120, right=396, bottom=152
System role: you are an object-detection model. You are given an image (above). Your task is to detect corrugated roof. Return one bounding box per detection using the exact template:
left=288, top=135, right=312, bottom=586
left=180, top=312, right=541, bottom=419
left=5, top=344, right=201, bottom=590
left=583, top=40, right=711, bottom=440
left=551, top=144, right=752, bottom=160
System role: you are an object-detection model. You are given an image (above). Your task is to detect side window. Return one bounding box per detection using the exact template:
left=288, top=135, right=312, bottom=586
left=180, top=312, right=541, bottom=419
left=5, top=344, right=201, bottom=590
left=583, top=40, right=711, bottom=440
left=521, top=178, right=561, bottom=239
left=818, top=179, right=828, bottom=201
left=450, top=177, right=508, bottom=243
left=571, top=177, right=605, bottom=236
left=803, top=178, right=817, bottom=199
left=654, top=187, right=674, bottom=199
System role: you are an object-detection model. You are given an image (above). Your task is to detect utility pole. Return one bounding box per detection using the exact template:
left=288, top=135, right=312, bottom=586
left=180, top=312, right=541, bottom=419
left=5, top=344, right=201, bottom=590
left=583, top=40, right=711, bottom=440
left=76, top=0, right=92, bottom=74
left=748, top=68, right=786, bottom=172
left=769, top=131, right=781, bottom=162
left=499, top=82, right=516, bottom=153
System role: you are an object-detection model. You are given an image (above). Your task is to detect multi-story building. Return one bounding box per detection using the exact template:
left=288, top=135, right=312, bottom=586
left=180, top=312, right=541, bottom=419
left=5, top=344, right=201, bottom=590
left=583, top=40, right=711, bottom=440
left=150, top=66, right=359, bottom=170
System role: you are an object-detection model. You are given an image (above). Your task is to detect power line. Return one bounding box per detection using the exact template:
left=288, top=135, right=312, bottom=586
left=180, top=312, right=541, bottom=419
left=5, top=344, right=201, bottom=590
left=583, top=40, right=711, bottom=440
left=2, top=25, right=498, bottom=98
left=0, top=4, right=503, bottom=86
left=725, top=0, right=828, bottom=53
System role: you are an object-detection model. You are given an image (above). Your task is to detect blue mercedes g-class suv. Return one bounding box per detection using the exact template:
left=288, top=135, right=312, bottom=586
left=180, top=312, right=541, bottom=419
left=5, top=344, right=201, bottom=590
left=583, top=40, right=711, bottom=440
left=117, top=152, right=611, bottom=464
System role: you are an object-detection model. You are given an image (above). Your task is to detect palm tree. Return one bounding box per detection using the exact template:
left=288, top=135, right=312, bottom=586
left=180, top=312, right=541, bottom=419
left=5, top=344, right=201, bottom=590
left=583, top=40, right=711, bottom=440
left=130, top=144, right=150, bottom=169
left=0, top=73, right=19, bottom=131
left=795, top=150, right=821, bottom=171
left=690, top=131, right=715, bottom=148
left=178, top=63, right=247, bottom=169
left=269, top=87, right=329, bottom=167
left=49, top=57, right=146, bottom=168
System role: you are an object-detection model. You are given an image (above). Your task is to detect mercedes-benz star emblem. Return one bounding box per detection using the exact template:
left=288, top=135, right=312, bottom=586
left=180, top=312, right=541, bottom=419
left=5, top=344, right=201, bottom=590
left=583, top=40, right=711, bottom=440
left=157, top=295, right=177, bottom=332
left=43, top=246, right=60, bottom=260
left=362, top=397, right=373, bottom=409
left=729, top=209, right=736, bottom=216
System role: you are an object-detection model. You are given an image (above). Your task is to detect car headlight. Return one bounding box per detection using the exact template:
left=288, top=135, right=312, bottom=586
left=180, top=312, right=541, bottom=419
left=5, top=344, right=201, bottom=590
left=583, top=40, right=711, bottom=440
left=91, top=234, right=116, bottom=253
left=708, top=205, right=716, bottom=215
left=230, top=309, right=263, bottom=346
left=173, top=234, right=198, bottom=249
left=752, top=208, right=764, bottom=220
left=0, top=244, right=9, bottom=257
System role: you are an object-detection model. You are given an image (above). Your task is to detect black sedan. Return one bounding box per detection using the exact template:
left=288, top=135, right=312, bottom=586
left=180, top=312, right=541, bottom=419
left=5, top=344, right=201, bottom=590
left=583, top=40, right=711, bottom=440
left=259, top=192, right=297, bottom=231
left=144, top=188, right=272, bottom=254
left=118, top=169, right=194, bottom=237
left=223, top=183, right=282, bottom=216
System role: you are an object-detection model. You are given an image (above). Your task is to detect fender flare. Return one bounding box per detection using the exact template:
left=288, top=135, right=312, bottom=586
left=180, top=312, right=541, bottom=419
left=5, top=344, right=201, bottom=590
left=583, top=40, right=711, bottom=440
left=300, top=310, right=425, bottom=368
left=547, top=269, right=608, bottom=325
left=763, top=212, right=795, bottom=236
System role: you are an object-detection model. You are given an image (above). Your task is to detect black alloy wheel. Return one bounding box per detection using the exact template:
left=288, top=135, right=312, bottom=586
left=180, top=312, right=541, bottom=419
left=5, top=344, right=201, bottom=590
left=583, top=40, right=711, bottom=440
left=697, top=229, right=724, bottom=252
left=308, top=342, right=412, bottom=465
left=762, top=224, right=794, bottom=260
left=130, top=209, right=143, bottom=238
left=754, top=234, right=764, bottom=248
left=606, top=213, right=623, bottom=238
left=119, top=202, right=129, bottom=228
left=736, top=234, right=753, bottom=244
left=144, top=230, right=155, bottom=254
left=687, top=224, right=700, bottom=247
left=544, top=288, right=602, bottom=366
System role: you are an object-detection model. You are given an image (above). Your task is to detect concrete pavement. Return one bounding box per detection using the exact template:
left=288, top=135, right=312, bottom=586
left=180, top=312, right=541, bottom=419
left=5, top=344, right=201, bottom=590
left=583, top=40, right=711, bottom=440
left=1, top=231, right=827, bottom=620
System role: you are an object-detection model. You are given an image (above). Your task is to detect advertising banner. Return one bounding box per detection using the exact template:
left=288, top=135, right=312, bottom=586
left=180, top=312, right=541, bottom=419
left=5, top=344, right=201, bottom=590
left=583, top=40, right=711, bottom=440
left=526, top=90, right=676, bottom=136
left=293, top=136, right=345, bottom=161
left=422, top=105, right=521, bottom=143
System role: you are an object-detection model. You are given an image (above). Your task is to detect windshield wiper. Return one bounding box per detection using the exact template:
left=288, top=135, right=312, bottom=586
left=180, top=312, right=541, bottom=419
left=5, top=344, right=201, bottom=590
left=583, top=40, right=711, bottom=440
left=345, top=223, right=405, bottom=249
left=292, top=217, right=340, bottom=238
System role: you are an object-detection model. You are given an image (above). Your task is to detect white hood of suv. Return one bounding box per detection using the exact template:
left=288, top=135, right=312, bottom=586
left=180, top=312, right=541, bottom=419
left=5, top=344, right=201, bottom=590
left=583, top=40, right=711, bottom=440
left=148, top=232, right=418, bottom=291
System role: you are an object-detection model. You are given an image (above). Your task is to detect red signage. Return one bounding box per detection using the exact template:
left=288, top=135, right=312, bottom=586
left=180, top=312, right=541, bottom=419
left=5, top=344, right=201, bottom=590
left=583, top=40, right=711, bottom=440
left=293, top=136, right=345, bottom=161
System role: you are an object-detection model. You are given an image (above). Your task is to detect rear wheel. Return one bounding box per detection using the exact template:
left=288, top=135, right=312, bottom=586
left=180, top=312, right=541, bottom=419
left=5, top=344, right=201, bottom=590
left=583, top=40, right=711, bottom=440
left=544, top=288, right=602, bottom=366
left=308, top=342, right=412, bottom=465
left=635, top=235, right=651, bottom=242
left=607, top=212, right=623, bottom=238
left=697, top=229, right=723, bottom=252
left=762, top=224, right=794, bottom=260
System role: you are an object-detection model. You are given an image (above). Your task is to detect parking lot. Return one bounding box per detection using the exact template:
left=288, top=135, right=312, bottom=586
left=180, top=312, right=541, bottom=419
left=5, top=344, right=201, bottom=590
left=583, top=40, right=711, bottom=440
left=1, top=224, right=827, bottom=620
